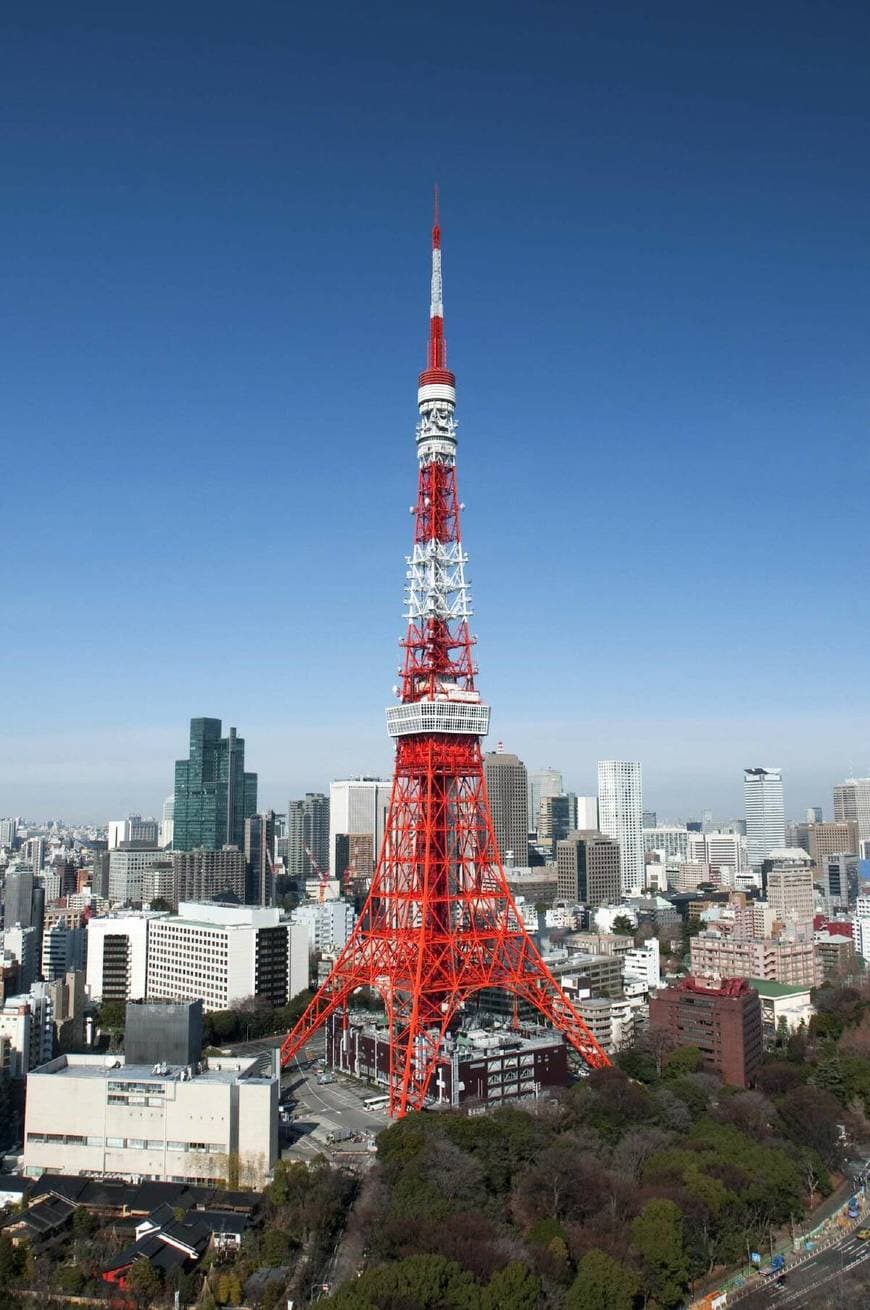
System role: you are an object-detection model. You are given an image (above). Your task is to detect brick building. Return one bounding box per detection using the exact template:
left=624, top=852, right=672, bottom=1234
left=649, top=976, right=763, bottom=1087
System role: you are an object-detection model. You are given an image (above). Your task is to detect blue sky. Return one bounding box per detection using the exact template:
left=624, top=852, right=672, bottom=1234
left=3, top=2, right=870, bottom=822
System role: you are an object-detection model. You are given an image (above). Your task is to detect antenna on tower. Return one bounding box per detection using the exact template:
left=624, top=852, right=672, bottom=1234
left=433, top=183, right=440, bottom=245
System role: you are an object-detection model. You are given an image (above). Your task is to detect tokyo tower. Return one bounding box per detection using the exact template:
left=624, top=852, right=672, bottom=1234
left=279, top=199, right=610, bottom=1116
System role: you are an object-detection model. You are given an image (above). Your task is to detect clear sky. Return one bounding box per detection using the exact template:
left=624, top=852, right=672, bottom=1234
left=3, top=2, right=870, bottom=823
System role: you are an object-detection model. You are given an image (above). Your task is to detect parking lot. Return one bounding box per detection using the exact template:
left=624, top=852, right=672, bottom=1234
left=279, top=1034, right=391, bottom=1162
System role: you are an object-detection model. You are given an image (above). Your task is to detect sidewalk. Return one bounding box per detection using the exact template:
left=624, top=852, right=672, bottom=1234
left=689, top=1174, right=865, bottom=1307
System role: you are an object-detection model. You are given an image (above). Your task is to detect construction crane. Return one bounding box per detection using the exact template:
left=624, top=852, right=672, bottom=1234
left=305, top=847, right=332, bottom=904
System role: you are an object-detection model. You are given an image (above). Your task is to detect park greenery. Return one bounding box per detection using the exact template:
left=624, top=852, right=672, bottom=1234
left=320, top=977, right=870, bottom=1310
left=6, top=978, right=870, bottom=1308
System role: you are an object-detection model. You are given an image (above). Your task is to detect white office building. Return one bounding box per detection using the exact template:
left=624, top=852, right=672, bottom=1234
left=293, top=900, right=356, bottom=953
left=597, top=761, right=644, bottom=894
left=644, top=826, right=690, bottom=862
left=23, top=1052, right=278, bottom=1187
left=160, top=796, right=175, bottom=850
left=687, top=831, right=745, bottom=871
left=108, top=848, right=174, bottom=903
left=623, top=939, right=661, bottom=992
left=576, top=796, right=599, bottom=830
left=329, top=777, right=392, bottom=874
left=834, top=778, right=870, bottom=848
left=146, top=903, right=308, bottom=1013
left=744, top=768, right=785, bottom=868
left=86, top=913, right=158, bottom=1003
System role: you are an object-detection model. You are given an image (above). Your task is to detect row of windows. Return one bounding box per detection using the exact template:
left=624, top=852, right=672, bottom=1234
left=27, top=1133, right=224, bottom=1153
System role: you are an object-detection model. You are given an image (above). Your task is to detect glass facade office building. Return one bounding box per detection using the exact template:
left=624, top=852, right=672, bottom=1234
left=173, top=717, right=257, bottom=851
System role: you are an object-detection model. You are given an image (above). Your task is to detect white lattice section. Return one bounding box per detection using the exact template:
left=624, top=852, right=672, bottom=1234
left=386, top=699, right=491, bottom=738
left=404, top=539, right=472, bottom=622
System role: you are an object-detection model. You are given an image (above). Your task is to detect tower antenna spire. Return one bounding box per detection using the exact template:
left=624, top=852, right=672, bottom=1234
left=278, top=204, right=610, bottom=1117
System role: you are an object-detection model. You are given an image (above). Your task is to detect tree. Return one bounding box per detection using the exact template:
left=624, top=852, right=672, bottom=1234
left=261, top=1227, right=294, bottom=1265
left=126, top=1257, right=161, bottom=1307
left=97, top=999, right=126, bottom=1031
left=564, top=1249, right=638, bottom=1310
left=611, top=915, right=635, bottom=937
left=327, top=1254, right=480, bottom=1310
left=481, top=1261, right=540, bottom=1310
left=631, top=1198, right=689, bottom=1310
left=149, top=897, right=173, bottom=912
left=663, top=1046, right=704, bottom=1079
left=777, top=1085, right=845, bottom=1168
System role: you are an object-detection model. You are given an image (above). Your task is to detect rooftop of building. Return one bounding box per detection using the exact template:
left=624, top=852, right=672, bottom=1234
left=29, top=1053, right=273, bottom=1085
left=744, top=977, right=814, bottom=998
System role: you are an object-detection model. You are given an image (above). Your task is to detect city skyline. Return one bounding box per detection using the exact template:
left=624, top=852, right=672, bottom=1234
left=5, top=5, right=870, bottom=818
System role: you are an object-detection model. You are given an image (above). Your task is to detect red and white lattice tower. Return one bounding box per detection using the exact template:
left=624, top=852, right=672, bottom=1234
left=280, top=199, right=610, bottom=1115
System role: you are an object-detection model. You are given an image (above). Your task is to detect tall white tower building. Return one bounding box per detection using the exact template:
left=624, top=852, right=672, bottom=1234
left=329, top=777, right=392, bottom=874
left=597, top=760, right=643, bottom=894
left=744, top=767, right=785, bottom=868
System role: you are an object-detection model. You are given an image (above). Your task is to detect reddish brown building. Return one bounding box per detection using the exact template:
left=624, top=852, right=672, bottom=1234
left=326, top=1014, right=568, bottom=1107
left=649, top=976, right=763, bottom=1087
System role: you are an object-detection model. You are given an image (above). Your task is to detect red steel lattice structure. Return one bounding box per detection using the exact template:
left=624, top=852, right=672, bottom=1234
left=279, top=201, right=610, bottom=1115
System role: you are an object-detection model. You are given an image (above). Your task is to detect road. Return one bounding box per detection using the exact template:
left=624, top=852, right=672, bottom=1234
left=734, top=1230, right=870, bottom=1308
left=277, top=1034, right=391, bottom=1162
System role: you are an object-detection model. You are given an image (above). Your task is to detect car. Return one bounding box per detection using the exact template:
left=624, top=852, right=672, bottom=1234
left=856, top=1228, right=870, bottom=1239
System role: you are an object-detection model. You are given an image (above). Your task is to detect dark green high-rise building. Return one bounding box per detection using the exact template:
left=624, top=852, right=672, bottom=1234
left=173, top=718, right=258, bottom=852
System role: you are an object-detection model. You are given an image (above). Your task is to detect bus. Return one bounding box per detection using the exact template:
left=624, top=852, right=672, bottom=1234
left=363, top=1094, right=390, bottom=1112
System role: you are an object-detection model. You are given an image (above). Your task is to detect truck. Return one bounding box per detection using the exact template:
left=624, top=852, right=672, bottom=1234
left=326, top=1127, right=353, bottom=1144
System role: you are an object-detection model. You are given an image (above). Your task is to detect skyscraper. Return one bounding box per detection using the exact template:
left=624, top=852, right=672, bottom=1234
left=245, top=811, right=276, bottom=906
left=834, top=778, right=870, bottom=848
left=483, top=751, right=529, bottom=867
left=743, top=767, right=785, bottom=868
left=597, top=760, right=644, bottom=893
left=528, top=767, right=562, bottom=832
left=328, top=778, right=391, bottom=874
left=173, top=718, right=257, bottom=852
left=287, top=793, right=330, bottom=883
left=3, top=867, right=34, bottom=929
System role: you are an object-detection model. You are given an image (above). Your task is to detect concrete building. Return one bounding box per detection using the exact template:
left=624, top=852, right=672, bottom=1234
left=576, top=796, right=599, bottom=830
left=537, top=795, right=572, bottom=847
left=814, top=931, right=856, bottom=979
left=744, top=768, right=786, bottom=868
left=597, top=761, right=644, bottom=893
left=623, top=939, right=661, bottom=992
left=809, top=821, right=858, bottom=878
left=108, top=817, right=160, bottom=849
left=287, top=793, right=330, bottom=884
left=146, top=903, right=308, bottom=1013
left=690, top=931, right=822, bottom=987
left=644, top=826, right=690, bottom=862
left=326, top=1014, right=568, bottom=1107
left=687, top=831, right=745, bottom=872
left=2, top=926, right=39, bottom=993
left=23, top=1052, right=278, bottom=1188
left=765, top=850, right=815, bottom=928
left=650, top=976, right=763, bottom=1087
left=329, top=778, right=391, bottom=876
left=85, top=913, right=158, bottom=1003
left=746, top=978, right=814, bottom=1041
left=108, top=848, right=174, bottom=904
left=556, top=831, right=621, bottom=907
left=292, top=900, right=356, bottom=953
left=160, top=797, right=175, bottom=850
left=834, top=778, right=870, bottom=849
left=574, top=993, right=645, bottom=1054
left=125, top=1000, right=203, bottom=1067
left=172, top=847, right=246, bottom=907
left=483, top=751, right=529, bottom=867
